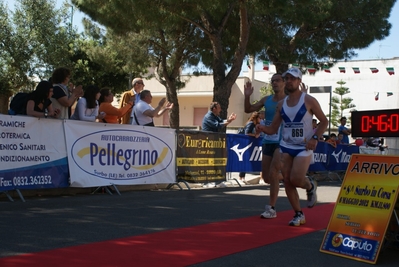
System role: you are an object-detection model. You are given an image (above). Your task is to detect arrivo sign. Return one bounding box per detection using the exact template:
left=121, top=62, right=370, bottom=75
left=351, top=109, right=399, bottom=137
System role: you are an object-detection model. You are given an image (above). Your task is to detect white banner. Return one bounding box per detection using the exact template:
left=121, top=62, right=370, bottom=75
left=64, top=120, right=176, bottom=187
left=0, top=114, right=69, bottom=190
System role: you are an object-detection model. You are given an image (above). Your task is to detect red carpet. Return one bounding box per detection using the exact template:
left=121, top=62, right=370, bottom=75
left=1, top=203, right=334, bottom=267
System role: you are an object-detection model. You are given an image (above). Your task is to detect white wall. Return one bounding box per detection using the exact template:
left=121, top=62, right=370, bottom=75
left=112, top=58, right=399, bottom=134
left=244, top=58, right=399, bottom=123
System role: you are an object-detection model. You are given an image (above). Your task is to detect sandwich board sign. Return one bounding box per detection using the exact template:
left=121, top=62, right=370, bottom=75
left=320, top=154, right=399, bottom=264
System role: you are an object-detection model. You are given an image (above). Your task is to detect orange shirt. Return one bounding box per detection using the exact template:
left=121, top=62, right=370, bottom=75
left=99, top=102, right=132, bottom=124
left=325, top=139, right=337, bottom=148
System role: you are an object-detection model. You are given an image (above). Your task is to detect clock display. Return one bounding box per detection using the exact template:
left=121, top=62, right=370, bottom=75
left=351, top=109, right=399, bottom=137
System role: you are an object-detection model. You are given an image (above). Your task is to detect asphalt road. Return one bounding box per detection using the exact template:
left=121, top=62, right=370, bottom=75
left=1, top=180, right=398, bottom=266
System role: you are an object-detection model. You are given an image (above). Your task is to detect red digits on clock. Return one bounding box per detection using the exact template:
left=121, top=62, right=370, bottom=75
left=361, top=116, right=369, bottom=132
left=391, top=114, right=399, bottom=131
left=371, top=116, right=379, bottom=130
left=352, top=109, right=399, bottom=137
left=379, top=114, right=388, bottom=132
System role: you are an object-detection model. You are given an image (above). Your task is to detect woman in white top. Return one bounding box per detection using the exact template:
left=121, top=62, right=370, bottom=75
left=70, top=85, right=106, bottom=122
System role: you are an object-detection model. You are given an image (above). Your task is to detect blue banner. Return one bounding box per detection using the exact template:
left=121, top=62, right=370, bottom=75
left=310, top=142, right=330, bottom=171
left=226, top=134, right=262, bottom=172
left=326, top=144, right=359, bottom=171
left=0, top=115, right=69, bottom=191
left=226, top=133, right=359, bottom=173
left=308, top=143, right=359, bottom=172
left=0, top=158, right=69, bottom=190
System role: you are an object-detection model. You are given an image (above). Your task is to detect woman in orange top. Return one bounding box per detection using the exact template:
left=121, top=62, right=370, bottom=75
left=99, top=87, right=133, bottom=123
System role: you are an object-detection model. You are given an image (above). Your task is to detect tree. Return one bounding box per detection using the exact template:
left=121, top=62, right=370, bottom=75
left=255, top=84, right=274, bottom=111
left=12, top=0, right=78, bottom=78
left=0, top=0, right=77, bottom=114
left=247, top=0, right=395, bottom=74
left=330, top=80, right=356, bottom=127
left=72, top=0, right=395, bottom=129
left=69, top=24, right=145, bottom=92
left=0, top=0, right=147, bottom=114
left=72, top=0, right=210, bottom=128
left=72, top=0, right=250, bottom=128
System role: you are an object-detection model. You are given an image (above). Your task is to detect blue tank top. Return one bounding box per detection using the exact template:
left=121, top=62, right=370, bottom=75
left=262, top=95, right=281, bottom=144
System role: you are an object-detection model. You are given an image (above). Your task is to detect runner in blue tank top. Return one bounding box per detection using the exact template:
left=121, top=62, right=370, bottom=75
left=256, top=68, right=328, bottom=227
left=244, top=73, right=286, bottom=219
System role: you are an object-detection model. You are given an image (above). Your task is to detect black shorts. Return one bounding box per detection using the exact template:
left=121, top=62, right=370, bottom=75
left=262, top=143, right=280, bottom=157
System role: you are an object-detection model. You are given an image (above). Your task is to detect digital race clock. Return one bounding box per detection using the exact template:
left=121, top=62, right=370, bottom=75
left=351, top=109, right=399, bottom=137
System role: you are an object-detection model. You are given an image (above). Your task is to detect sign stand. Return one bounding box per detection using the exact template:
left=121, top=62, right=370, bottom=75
left=383, top=200, right=399, bottom=250
left=0, top=190, right=14, bottom=202
left=0, top=189, right=25, bottom=202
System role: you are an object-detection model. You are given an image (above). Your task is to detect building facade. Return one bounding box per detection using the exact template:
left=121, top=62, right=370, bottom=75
left=120, top=58, right=399, bottom=146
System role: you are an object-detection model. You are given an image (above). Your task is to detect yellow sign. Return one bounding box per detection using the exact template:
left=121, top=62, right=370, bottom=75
left=177, top=158, right=227, bottom=166
left=320, top=154, right=399, bottom=264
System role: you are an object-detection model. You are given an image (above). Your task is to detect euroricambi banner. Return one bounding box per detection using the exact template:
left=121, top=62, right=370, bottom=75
left=0, top=114, right=69, bottom=190
left=64, top=120, right=176, bottom=187
left=176, top=130, right=226, bottom=183
left=320, top=154, right=399, bottom=264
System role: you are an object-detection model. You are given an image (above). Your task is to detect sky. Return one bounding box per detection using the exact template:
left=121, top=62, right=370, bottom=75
left=4, top=0, right=399, bottom=69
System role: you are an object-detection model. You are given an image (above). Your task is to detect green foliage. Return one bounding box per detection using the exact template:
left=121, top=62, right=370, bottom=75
left=247, top=0, right=395, bottom=73
left=13, top=0, right=77, bottom=78
left=0, top=0, right=146, bottom=108
left=0, top=0, right=77, bottom=98
left=69, top=26, right=145, bottom=93
left=73, top=0, right=395, bottom=114
left=1, top=0, right=396, bottom=120
left=72, top=0, right=222, bottom=128
left=254, top=84, right=273, bottom=111
left=330, top=80, right=356, bottom=127
left=260, top=84, right=273, bottom=97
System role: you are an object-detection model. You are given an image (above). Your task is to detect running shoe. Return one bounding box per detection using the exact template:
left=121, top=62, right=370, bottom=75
left=260, top=205, right=277, bottom=219
left=289, top=213, right=306, bottom=226
left=307, top=179, right=317, bottom=208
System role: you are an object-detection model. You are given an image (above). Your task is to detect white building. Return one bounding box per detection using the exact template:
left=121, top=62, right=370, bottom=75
left=245, top=58, right=399, bottom=121
left=128, top=57, right=399, bottom=148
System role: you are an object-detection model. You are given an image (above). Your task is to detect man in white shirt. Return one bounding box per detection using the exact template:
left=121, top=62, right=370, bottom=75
left=131, top=90, right=173, bottom=126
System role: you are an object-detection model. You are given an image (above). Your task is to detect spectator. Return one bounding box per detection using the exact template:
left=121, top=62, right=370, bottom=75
left=258, top=110, right=265, bottom=138
left=131, top=90, right=173, bottom=126
left=338, top=116, right=351, bottom=144
left=119, top=78, right=145, bottom=124
left=258, top=110, right=265, bottom=121
left=336, top=133, right=344, bottom=145
left=202, top=102, right=236, bottom=132
left=51, top=67, right=83, bottom=119
left=70, top=85, right=105, bottom=122
left=239, top=111, right=262, bottom=181
left=98, top=87, right=133, bottom=123
left=312, top=119, right=318, bottom=133
left=26, top=81, right=60, bottom=119
left=361, top=137, right=369, bottom=146
left=325, top=133, right=337, bottom=147
left=368, top=137, right=386, bottom=151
